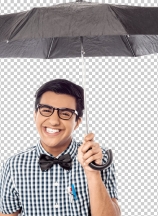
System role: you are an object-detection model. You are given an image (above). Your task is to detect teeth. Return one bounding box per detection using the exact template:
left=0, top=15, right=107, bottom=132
left=46, top=128, right=60, bottom=133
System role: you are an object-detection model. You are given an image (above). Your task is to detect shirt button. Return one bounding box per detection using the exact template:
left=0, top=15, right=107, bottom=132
left=54, top=203, right=59, bottom=208
left=54, top=182, right=59, bottom=186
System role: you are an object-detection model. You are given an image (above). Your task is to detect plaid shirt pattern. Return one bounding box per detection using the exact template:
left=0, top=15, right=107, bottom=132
left=0, top=138, right=118, bottom=216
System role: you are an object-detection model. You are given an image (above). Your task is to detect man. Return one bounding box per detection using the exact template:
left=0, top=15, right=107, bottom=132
left=0, top=79, right=121, bottom=216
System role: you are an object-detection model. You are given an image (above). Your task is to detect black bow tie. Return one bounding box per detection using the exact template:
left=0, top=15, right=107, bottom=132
left=38, top=153, right=72, bottom=171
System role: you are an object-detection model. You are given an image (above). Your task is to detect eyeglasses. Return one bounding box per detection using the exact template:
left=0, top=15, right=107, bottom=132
left=37, top=104, right=78, bottom=120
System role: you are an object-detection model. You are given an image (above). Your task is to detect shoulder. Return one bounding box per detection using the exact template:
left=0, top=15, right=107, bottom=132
left=101, top=146, right=110, bottom=161
left=1, top=145, right=37, bottom=171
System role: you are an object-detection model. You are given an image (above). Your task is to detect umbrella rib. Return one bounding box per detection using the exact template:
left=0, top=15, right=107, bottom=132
left=125, top=35, right=136, bottom=57
left=47, top=38, right=54, bottom=59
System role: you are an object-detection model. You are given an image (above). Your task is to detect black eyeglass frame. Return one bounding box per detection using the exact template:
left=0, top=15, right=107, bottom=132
left=37, top=103, right=78, bottom=120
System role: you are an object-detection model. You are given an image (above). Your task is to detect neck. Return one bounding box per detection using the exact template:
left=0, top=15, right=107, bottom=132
left=40, top=139, right=72, bottom=157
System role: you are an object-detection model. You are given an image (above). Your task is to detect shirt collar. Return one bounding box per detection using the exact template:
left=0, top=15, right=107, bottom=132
left=36, top=137, right=78, bottom=160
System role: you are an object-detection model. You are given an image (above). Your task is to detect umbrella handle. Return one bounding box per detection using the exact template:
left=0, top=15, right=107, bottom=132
left=89, top=149, right=113, bottom=171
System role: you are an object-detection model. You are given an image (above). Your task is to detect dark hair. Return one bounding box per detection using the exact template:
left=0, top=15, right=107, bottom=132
left=34, top=79, right=84, bottom=121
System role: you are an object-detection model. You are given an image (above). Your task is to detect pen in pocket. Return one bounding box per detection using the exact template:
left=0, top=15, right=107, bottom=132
left=71, top=184, right=78, bottom=200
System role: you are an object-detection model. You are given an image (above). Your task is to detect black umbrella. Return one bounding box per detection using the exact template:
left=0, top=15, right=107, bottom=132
left=0, top=0, right=158, bottom=170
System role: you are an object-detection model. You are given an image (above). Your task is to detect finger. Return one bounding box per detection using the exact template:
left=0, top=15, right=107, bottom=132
left=84, top=152, right=102, bottom=165
left=84, top=133, right=95, bottom=142
left=78, top=145, right=86, bottom=158
left=82, top=147, right=99, bottom=161
left=77, top=146, right=84, bottom=163
left=81, top=141, right=98, bottom=153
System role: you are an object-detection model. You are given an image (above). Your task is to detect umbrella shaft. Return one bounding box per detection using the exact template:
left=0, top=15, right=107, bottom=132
left=80, top=37, right=89, bottom=135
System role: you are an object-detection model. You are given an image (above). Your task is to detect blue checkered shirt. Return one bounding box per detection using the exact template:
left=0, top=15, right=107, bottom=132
left=0, top=138, right=118, bottom=216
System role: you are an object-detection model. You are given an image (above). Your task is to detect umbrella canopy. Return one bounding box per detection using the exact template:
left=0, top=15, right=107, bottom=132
left=0, top=2, right=158, bottom=58
left=0, top=1, right=158, bottom=170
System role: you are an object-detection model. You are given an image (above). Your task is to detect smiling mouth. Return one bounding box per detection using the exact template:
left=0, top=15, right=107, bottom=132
left=43, top=127, right=62, bottom=136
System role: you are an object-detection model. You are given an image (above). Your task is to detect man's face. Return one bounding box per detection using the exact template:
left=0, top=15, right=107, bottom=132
left=34, top=91, right=82, bottom=156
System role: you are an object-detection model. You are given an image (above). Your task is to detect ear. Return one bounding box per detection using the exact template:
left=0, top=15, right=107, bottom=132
left=74, top=117, right=82, bottom=130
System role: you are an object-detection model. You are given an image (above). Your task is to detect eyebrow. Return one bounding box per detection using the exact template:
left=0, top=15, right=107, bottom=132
left=40, top=104, right=75, bottom=110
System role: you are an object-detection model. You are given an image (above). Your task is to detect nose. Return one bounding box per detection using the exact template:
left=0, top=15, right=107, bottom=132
left=48, top=110, right=60, bottom=124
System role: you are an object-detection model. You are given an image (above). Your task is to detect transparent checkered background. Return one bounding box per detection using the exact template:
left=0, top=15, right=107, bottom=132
left=0, top=0, right=157, bottom=216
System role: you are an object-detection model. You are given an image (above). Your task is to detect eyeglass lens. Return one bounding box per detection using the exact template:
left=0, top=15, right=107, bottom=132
left=39, top=105, right=73, bottom=119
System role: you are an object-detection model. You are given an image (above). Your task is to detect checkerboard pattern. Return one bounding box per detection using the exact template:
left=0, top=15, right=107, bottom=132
left=0, top=1, right=157, bottom=216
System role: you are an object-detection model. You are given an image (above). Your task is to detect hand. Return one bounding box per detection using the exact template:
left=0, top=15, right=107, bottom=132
left=77, top=133, right=103, bottom=173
